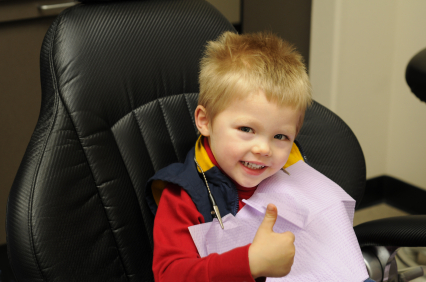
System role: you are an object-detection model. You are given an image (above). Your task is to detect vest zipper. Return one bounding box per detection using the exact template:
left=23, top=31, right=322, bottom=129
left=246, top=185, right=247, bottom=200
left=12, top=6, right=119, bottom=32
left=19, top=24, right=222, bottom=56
left=234, top=186, right=239, bottom=215
left=194, top=157, right=224, bottom=229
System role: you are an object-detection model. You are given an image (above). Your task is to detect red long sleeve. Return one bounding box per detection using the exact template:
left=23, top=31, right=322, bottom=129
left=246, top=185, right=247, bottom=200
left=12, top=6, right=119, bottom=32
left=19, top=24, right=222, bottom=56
left=153, top=184, right=255, bottom=282
left=153, top=138, right=266, bottom=282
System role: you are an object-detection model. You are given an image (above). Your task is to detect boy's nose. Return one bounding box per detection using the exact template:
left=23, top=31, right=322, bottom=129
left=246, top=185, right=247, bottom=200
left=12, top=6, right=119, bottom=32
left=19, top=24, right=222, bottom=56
left=252, top=141, right=271, bottom=156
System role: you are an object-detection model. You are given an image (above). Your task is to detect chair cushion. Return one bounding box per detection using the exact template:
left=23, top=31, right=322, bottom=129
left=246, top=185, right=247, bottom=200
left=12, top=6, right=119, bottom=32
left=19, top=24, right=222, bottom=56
left=7, top=1, right=235, bottom=281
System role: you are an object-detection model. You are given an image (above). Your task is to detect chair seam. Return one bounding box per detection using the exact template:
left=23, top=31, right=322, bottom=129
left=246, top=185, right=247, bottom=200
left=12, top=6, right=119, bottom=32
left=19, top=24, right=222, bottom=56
left=158, top=96, right=182, bottom=162
left=57, top=100, right=130, bottom=281
left=57, top=105, right=130, bottom=280
left=183, top=93, right=198, bottom=134
left=27, top=13, right=63, bottom=281
left=114, top=83, right=156, bottom=251
left=41, top=11, right=129, bottom=281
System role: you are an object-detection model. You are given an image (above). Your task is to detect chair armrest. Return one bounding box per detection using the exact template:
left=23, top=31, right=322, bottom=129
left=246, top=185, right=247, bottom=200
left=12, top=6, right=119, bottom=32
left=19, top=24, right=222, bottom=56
left=354, top=215, right=426, bottom=248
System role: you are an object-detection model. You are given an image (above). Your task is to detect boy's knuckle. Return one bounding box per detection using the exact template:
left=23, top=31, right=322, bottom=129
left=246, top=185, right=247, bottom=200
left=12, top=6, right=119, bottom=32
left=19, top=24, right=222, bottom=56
left=284, top=231, right=295, bottom=241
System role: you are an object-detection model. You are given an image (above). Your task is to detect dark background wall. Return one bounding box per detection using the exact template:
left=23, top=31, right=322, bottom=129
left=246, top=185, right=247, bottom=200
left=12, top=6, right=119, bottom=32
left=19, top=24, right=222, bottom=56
left=243, top=0, right=312, bottom=71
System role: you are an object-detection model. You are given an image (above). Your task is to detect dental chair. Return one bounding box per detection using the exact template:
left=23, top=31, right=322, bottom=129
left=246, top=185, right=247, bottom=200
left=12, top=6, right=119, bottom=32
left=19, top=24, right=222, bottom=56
left=6, top=0, right=426, bottom=281
left=406, top=47, right=426, bottom=103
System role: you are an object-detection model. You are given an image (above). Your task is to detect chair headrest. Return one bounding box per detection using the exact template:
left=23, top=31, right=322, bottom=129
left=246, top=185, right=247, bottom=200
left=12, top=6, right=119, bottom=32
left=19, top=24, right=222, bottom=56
left=406, top=47, right=426, bottom=102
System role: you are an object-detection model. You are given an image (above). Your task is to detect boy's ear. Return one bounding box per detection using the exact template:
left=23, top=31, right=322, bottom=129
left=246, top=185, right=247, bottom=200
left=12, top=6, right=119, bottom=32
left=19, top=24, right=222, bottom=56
left=194, top=105, right=211, bottom=137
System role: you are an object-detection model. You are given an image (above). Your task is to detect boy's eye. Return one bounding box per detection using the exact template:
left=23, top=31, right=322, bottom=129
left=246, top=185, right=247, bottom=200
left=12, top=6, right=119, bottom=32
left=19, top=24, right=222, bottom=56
left=274, top=134, right=288, bottom=140
left=239, top=127, right=254, bottom=133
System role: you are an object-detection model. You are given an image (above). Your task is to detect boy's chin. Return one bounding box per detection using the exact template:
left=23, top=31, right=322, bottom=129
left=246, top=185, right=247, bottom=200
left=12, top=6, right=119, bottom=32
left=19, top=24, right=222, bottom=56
left=234, top=179, right=262, bottom=188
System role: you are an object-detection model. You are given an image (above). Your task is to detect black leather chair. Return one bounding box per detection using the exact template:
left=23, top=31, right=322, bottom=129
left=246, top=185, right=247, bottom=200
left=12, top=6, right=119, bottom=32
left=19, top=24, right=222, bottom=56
left=6, top=0, right=426, bottom=281
left=406, top=47, right=426, bottom=102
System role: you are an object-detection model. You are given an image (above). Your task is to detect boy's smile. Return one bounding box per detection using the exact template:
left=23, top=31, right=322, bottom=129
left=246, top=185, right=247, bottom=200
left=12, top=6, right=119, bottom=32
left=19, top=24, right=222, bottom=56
left=195, top=90, right=300, bottom=188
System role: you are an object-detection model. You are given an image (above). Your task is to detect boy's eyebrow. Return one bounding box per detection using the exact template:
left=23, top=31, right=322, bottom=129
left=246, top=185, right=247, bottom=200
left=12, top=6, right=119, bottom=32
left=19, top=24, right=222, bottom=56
left=233, top=117, right=263, bottom=127
left=233, top=117, right=266, bottom=132
left=233, top=117, right=296, bottom=135
left=284, top=129, right=297, bottom=138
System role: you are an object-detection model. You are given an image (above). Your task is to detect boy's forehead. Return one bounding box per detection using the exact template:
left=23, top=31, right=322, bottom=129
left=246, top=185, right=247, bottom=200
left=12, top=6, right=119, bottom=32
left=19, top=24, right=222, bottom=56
left=207, top=89, right=302, bottom=126
left=221, top=93, right=300, bottom=117
left=232, top=90, right=296, bottom=111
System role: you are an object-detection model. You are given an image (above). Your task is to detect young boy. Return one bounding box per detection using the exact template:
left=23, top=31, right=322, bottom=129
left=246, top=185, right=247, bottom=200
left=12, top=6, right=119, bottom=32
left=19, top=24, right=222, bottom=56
left=147, top=31, right=312, bottom=281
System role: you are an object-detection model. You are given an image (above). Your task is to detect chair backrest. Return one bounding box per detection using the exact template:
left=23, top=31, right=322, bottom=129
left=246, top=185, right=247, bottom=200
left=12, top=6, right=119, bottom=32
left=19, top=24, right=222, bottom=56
left=406, top=47, right=426, bottom=102
left=297, top=101, right=366, bottom=204
left=6, top=0, right=366, bottom=281
left=7, top=1, right=235, bottom=281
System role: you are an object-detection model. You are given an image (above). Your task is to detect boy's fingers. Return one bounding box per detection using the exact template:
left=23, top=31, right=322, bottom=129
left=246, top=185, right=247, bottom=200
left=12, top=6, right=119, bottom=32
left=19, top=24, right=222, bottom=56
left=259, top=203, right=278, bottom=231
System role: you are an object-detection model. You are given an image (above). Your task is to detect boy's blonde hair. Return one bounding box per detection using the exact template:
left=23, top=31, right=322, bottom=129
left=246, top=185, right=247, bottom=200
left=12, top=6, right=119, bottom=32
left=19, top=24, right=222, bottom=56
left=198, top=31, right=312, bottom=135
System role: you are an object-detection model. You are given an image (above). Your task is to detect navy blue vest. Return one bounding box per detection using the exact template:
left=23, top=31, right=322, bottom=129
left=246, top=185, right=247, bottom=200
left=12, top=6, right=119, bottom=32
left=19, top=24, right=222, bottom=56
left=146, top=146, right=239, bottom=223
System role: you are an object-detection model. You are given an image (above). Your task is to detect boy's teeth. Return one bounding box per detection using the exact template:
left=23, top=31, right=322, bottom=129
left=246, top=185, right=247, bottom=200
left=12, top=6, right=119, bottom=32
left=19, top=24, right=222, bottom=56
left=241, top=161, right=265, bottom=170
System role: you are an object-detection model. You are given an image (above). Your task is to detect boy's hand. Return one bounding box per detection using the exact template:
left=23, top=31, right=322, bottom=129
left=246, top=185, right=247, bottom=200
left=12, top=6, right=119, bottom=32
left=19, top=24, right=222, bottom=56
left=248, top=203, right=295, bottom=279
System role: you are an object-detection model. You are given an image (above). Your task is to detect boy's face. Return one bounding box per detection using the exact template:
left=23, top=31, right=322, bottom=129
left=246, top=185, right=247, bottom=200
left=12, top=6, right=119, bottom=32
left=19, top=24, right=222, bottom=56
left=195, top=90, right=300, bottom=188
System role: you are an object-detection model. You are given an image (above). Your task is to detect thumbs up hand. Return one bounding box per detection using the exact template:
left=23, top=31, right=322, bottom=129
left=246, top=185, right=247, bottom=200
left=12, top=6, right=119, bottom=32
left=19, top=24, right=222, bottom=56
left=248, top=203, right=295, bottom=279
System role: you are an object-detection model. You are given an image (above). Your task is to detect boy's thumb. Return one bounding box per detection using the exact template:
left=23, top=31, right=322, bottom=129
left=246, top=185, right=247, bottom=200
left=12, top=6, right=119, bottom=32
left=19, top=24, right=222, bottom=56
left=260, top=203, right=278, bottom=231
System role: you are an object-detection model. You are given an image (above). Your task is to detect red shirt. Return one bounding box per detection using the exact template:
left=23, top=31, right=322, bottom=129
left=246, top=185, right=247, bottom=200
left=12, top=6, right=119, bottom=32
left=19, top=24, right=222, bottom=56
left=152, top=138, right=265, bottom=282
